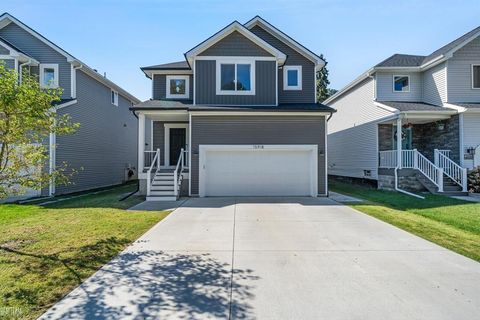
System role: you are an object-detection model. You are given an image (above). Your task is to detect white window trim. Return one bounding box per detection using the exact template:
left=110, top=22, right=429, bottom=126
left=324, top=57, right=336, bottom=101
left=283, top=65, right=302, bottom=90
left=215, top=58, right=256, bottom=96
left=111, top=90, right=119, bottom=106
left=39, top=63, right=59, bottom=88
left=164, top=123, right=189, bottom=167
left=471, top=64, right=480, bottom=89
left=166, top=75, right=190, bottom=99
left=392, top=75, right=410, bottom=93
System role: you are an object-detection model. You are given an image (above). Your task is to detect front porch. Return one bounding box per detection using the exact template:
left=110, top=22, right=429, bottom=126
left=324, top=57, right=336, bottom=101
left=377, top=113, right=468, bottom=195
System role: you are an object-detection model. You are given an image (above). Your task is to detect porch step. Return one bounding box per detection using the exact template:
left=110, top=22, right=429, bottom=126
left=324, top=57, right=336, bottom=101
left=151, top=185, right=174, bottom=191
left=416, top=173, right=468, bottom=196
left=149, top=190, right=175, bottom=196
left=146, top=196, right=177, bottom=201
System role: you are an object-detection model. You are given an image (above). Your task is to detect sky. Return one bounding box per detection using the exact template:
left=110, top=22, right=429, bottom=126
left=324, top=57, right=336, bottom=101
left=3, top=0, right=479, bottom=101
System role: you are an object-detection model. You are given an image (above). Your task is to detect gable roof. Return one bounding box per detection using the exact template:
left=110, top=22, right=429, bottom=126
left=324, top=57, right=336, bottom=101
left=0, top=12, right=140, bottom=103
left=375, top=54, right=426, bottom=68
left=184, top=21, right=286, bottom=66
left=244, top=16, right=325, bottom=67
left=141, top=61, right=191, bottom=71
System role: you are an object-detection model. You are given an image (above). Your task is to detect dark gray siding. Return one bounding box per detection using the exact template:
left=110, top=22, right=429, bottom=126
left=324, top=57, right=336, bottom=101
left=195, top=60, right=276, bottom=105
left=198, top=31, right=272, bottom=57
left=191, top=115, right=326, bottom=195
left=55, top=70, right=137, bottom=194
left=0, top=58, right=15, bottom=69
left=250, top=25, right=315, bottom=104
left=153, top=74, right=193, bottom=100
left=0, top=22, right=71, bottom=98
left=0, top=43, right=9, bottom=54
left=151, top=121, right=189, bottom=166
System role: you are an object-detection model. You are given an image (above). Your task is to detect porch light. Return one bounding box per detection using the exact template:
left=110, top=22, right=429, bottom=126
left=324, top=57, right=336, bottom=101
left=437, top=122, right=446, bottom=131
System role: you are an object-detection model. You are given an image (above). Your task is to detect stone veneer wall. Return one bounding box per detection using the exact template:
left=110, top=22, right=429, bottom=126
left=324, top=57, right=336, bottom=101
left=378, top=124, right=394, bottom=151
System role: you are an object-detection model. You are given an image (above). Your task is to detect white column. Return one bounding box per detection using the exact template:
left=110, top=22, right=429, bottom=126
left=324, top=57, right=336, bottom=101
left=396, top=117, right=402, bottom=168
left=138, top=113, right=145, bottom=170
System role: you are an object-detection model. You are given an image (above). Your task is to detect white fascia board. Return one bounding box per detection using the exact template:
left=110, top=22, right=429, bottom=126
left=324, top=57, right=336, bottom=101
left=373, top=101, right=400, bottom=113
left=443, top=103, right=467, bottom=113
left=184, top=21, right=286, bottom=65
left=55, top=99, right=78, bottom=110
left=143, top=69, right=193, bottom=79
left=244, top=16, right=325, bottom=67
left=189, top=111, right=331, bottom=117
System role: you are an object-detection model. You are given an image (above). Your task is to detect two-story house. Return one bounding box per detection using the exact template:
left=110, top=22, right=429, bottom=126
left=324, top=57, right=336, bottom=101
left=325, top=26, right=480, bottom=196
left=132, top=16, right=335, bottom=201
left=0, top=13, right=140, bottom=201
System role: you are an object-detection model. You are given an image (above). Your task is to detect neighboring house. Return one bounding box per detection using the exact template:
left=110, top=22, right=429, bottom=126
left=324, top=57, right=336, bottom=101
left=132, top=16, right=335, bottom=201
left=325, top=26, right=480, bottom=196
left=0, top=13, right=140, bottom=201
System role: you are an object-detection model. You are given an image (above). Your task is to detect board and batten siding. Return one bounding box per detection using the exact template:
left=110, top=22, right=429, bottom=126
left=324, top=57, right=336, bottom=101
left=153, top=74, right=193, bottom=100
left=195, top=60, right=276, bottom=105
left=190, top=115, right=327, bottom=195
left=249, top=24, right=315, bottom=104
left=198, top=31, right=272, bottom=57
left=376, top=72, right=422, bottom=102
left=422, top=62, right=446, bottom=106
left=447, top=36, right=480, bottom=103
left=55, top=70, right=137, bottom=194
left=463, top=113, right=480, bottom=169
left=0, top=21, right=71, bottom=99
left=327, top=78, right=394, bottom=180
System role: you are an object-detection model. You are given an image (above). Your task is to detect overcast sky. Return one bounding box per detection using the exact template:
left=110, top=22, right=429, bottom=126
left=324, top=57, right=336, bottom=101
left=3, top=0, right=479, bottom=101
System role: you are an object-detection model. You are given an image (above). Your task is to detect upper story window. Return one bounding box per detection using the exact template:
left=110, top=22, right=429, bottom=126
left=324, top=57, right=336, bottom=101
left=216, top=59, right=255, bottom=95
left=472, top=65, right=480, bottom=89
left=39, top=64, right=59, bottom=88
left=393, top=75, right=410, bottom=92
left=283, top=65, right=302, bottom=90
left=111, top=90, right=118, bottom=106
left=166, top=75, right=190, bottom=99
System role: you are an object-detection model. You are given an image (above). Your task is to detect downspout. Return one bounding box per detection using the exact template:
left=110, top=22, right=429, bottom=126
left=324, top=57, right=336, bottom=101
left=18, top=59, right=33, bottom=83
left=394, top=167, right=424, bottom=199
left=120, top=109, right=140, bottom=201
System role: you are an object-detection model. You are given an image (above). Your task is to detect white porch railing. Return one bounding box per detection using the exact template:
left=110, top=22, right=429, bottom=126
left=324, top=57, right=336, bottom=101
left=379, top=149, right=443, bottom=192
left=434, top=149, right=468, bottom=192
left=144, top=150, right=158, bottom=168
left=173, top=148, right=187, bottom=197
left=146, top=149, right=160, bottom=196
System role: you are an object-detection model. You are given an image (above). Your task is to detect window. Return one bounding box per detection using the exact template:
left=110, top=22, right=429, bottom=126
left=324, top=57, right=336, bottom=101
left=393, top=75, right=410, bottom=92
left=39, top=64, right=59, bottom=88
left=166, top=75, right=190, bottom=99
left=216, top=59, right=255, bottom=95
left=283, top=65, right=302, bottom=90
left=111, top=90, right=118, bottom=106
left=472, top=65, right=480, bottom=89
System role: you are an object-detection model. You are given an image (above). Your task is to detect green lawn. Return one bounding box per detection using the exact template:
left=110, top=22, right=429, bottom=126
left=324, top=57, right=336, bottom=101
left=330, top=180, right=480, bottom=262
left=0, top=184, right=169, bottom=320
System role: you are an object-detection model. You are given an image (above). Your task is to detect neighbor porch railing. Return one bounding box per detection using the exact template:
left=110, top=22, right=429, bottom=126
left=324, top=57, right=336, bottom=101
left=379, top=149, right=443, bottom=192
left=434, top=149, right=467, bottom=192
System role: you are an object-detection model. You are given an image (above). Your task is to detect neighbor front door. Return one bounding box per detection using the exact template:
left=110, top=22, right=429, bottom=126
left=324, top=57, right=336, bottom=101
left=169, top=128, right=186, bottom=165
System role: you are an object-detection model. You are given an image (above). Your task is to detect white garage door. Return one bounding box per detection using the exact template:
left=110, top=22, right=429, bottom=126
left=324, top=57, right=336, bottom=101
left=199, top=145, right=317, bottom=197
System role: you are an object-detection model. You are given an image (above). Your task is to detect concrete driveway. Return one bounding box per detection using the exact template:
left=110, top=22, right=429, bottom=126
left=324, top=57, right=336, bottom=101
left=41, top=197, right=480, bottom=319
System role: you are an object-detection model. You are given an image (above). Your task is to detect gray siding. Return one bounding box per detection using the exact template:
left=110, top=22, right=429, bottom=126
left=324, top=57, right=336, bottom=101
left=198, top=31, right=272, bottom=57
left=422, top=62, right=446, bottom=106
left=250, top=25, right=315, bottom=104
left=376, top=72, right=422, bottom=102
left=0, top=43, right=10, bottom=54
left=55, top=70, right=137, bottom=194
left=190, top=115, right=326, bottom=195
left=153, top=74, right=193, bottom=100
left=0, top=58, right=15, bottom=69
left=195, top=60, right=276, bottom=105
left=447, top=36, right=480, bottom=103
left=0, top=22, right=71, bottom=98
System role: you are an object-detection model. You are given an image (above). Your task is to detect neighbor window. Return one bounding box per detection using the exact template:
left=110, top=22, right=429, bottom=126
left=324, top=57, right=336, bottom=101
left=472, top=65, right=480, bottom=89
left=39, top=64, right=59, bottom=88
left=166, top=75, right=190, bottom=99
left=216, top=59, right=255, bottom=95
left=283, top=66, right=302, bottom=90
left=111, top=90, right=118, bottom=106
left=393, top=75, right=410, bottom=92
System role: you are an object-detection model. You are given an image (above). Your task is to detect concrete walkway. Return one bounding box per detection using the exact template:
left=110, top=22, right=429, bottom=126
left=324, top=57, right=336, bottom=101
left=40, top=197, right=480, bottom=319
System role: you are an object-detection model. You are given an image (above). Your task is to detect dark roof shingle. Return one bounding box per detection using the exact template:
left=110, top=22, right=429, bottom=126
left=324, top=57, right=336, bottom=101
left=380, top=101, right=447, bottom=112
left=375, top=54, right=426, bottom=68
left=141, top=61, right=190, bottom=70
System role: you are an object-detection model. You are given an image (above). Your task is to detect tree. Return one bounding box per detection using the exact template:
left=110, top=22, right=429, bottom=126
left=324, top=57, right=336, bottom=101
left=316, top=54, right=337, bottom=103
left=0, top=63, right=79, bottom=198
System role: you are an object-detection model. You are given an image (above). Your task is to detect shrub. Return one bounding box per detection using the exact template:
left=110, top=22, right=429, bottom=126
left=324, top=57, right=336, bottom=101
left=468, top=168, right=480, bottom=193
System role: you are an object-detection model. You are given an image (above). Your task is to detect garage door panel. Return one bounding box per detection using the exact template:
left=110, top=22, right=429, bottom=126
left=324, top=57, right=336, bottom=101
left=200, top=146, right=317, bottom=197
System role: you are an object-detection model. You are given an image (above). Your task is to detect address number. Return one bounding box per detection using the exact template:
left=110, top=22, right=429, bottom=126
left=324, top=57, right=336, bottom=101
left=253, top=145, right=264, bottom=149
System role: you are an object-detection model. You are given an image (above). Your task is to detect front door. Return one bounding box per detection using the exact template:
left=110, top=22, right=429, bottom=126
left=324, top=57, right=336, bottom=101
left=169, top=128, right=186, bottom=165
left=393, top=126, right=413, bottom=150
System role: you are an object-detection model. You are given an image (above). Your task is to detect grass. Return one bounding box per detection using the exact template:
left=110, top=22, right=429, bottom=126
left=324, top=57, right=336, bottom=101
left=0, top=184, right=169, bottom=320
left=330, top=180, right=480, bottom=262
